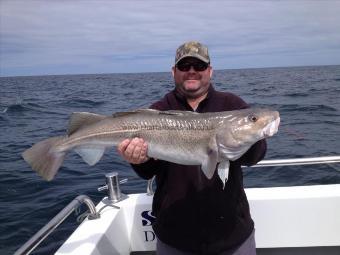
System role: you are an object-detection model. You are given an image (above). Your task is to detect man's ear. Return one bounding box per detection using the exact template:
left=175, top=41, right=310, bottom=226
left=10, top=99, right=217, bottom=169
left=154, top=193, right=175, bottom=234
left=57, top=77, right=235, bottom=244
left=209, top=66, right=213, bottom=78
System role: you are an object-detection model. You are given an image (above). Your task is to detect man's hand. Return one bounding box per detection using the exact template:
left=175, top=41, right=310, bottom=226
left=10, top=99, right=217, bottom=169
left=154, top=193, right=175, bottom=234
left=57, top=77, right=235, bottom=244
left=117, top=138, right=149, bottom=164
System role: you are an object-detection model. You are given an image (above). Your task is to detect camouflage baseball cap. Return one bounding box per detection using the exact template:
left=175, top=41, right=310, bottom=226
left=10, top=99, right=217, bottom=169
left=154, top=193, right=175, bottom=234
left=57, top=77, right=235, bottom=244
left=175, top=41, right=210, bottom=64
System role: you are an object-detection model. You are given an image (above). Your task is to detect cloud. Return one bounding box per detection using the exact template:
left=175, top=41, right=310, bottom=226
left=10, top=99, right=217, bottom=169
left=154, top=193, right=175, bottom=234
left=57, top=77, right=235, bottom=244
left=1, top=1, right=340, bottom=76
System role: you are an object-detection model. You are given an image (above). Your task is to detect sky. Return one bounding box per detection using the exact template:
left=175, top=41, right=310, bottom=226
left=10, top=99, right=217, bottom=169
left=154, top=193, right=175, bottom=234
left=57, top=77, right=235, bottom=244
left=1, top=0, right=340, bottom=77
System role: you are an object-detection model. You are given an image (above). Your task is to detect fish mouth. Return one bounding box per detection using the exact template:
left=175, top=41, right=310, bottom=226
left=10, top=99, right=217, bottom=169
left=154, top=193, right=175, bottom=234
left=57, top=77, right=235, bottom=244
left=262, top=117, right=280, bottom=137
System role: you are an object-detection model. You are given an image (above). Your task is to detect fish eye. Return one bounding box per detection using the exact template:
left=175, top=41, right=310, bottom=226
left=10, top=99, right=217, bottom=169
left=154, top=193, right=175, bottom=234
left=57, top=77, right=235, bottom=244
left=248, top=114, right=258, bottom=122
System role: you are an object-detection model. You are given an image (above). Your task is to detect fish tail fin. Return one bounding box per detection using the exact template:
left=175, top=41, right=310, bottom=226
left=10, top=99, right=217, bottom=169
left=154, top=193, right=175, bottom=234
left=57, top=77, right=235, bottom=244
left=22, top=136, right=66, bottom=181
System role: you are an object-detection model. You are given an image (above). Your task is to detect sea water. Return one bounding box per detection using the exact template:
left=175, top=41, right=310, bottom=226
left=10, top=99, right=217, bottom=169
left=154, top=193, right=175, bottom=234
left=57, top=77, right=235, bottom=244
left=1, top=65, right=339, bottom=254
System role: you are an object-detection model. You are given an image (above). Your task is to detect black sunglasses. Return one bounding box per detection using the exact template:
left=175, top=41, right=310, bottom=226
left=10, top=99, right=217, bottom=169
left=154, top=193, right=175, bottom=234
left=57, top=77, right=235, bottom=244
left=176, top=61, right=209, bottom=72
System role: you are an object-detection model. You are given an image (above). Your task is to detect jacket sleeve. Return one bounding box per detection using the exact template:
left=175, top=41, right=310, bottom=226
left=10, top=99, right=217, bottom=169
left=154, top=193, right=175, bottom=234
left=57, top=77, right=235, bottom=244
left=131, top=158, right=160, bottom=180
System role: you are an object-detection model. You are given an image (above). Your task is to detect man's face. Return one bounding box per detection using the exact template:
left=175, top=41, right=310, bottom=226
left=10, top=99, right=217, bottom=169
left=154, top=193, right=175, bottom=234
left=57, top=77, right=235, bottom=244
left=172, top=57, right=213, bottom=99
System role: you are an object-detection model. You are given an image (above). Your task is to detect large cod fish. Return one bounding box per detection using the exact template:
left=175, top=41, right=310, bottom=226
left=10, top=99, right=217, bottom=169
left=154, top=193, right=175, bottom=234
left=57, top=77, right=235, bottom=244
left=22, top=108, right=280, bottom=184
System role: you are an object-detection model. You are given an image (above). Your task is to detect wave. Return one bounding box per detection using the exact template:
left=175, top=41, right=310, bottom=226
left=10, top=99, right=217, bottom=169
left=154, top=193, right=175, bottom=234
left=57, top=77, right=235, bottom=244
left=59, top=98, right=106, bottom=108
left=4, top=103, right=32, bottom=113
left=2, top=102, right=65, bottom=116
left=309, top=87, right=340, bottom=93
left=250, top=103, right=338, bottom=118
left=0, top=115, right=6, bottom=122
left=278, top=104, right=337, bottom=112
left=283, top=92, right=309, bottom=97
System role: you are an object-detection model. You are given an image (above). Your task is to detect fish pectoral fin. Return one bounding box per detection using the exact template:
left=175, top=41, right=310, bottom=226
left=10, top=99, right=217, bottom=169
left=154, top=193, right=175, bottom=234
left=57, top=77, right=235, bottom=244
left=68, top=112, right=107, bottom=135
left=201, top=149, right=218, bottom=179
left=75, top=147, right=106, bottom=166
left=218, top=161, right=230, bottom=189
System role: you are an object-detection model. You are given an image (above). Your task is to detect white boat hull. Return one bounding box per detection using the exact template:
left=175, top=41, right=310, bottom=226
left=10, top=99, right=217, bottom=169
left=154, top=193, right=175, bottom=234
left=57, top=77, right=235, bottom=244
left=56, top=184, right=340, bottom=255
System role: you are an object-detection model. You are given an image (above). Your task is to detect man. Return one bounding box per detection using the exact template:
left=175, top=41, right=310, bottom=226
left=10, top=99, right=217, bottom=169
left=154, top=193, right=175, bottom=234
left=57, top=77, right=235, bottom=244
left=118, top=41, right=266, bottom=254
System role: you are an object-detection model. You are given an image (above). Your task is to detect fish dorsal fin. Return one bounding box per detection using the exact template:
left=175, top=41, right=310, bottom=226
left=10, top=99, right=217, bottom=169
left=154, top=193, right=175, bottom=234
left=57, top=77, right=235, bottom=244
left=68, top=112, right=106, bottom=135
left=112, top=109, right=159, bottom=118
left=112, top=109, right=195, bottom=118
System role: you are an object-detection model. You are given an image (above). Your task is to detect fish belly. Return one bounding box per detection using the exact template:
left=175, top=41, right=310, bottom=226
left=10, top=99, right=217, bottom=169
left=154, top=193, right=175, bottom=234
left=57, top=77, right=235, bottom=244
left=147, top=142, right=204, bottom=166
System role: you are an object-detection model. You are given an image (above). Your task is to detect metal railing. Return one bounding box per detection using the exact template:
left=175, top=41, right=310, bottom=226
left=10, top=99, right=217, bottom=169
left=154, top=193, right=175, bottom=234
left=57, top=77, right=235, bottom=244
left=146, top=155, right=340, bottom=195
left=14, top=195, right=99, bottom=255
left=250, top=155, right=340, bottom=167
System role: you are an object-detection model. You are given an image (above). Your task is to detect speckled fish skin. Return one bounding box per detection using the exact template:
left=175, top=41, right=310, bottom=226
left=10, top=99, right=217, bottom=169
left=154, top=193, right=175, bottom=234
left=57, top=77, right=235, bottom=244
left=22, top=108, right=280, bottom=183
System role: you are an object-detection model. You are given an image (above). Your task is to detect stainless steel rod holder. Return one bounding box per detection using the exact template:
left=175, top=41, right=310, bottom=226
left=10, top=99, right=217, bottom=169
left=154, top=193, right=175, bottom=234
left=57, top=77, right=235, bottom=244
left=98, top=172, right=127, bottom=203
